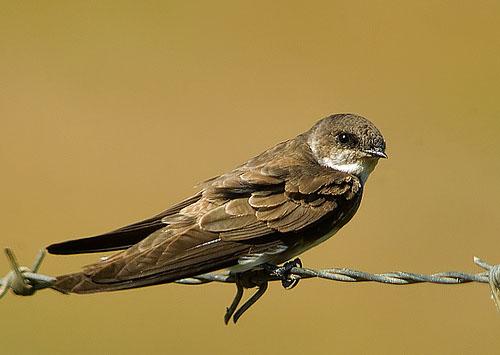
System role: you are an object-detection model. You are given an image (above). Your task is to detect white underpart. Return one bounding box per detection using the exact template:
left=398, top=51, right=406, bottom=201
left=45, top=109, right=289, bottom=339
left=229, top=244, right=288, bottom=272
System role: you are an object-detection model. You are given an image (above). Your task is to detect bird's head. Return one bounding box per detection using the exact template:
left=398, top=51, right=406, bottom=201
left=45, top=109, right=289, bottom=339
left=307, top=113, right=387, bottom=183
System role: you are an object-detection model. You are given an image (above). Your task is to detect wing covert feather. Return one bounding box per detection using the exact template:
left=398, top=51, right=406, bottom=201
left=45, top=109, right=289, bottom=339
left=200, top=164, right=361, bottom=241
left=53, top=139, right=363, bottom=293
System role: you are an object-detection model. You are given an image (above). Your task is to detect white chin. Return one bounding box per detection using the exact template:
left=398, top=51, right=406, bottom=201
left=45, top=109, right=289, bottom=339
left=320, top=158, right=377, bottom=183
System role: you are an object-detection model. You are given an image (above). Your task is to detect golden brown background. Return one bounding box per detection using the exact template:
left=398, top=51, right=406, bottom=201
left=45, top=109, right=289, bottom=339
left=1, top=1, right=500, bottom=354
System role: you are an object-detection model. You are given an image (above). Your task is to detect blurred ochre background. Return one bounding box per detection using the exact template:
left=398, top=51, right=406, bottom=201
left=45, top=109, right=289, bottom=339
left=1, top=1, right=500, bottom=354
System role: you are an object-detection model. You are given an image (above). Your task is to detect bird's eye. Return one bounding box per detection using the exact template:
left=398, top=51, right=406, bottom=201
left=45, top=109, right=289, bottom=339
left=336, top=132, right=358, bottom=146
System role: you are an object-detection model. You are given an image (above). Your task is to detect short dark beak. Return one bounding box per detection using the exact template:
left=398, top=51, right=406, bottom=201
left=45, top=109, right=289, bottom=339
left=364, top=149, right=388, bottom=159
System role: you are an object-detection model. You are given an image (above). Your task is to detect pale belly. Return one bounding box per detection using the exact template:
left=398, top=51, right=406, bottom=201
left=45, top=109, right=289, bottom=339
left=227, top=225, right=341, bottom=273
left=227, top=189, right=362, bottom=273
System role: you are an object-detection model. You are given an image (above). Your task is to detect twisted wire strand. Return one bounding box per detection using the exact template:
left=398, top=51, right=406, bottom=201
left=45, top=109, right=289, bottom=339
left=174, top=266, right=490, bottom=285
left=1, top=248, right=499, bottom=312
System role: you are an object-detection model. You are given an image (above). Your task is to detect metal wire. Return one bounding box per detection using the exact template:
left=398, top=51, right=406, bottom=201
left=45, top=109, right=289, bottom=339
left=1, top=248, right=499, bottom=315
left=175, top=266, right=491, bottom=285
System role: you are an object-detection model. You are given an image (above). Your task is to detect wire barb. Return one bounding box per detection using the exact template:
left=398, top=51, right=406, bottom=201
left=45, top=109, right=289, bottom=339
left=0, top=248, right=55, bottom=298
left=474, top=256, right=500, bottom=312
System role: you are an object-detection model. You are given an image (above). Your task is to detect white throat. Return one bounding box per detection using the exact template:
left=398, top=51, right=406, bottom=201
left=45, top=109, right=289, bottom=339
left=319, top=158, right=376, bottom=184
left=308, top=136, right=377, bottom=184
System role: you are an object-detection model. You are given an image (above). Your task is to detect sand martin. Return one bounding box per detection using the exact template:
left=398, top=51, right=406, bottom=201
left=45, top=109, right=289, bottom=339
left=47, top=113, right=386, bottom=319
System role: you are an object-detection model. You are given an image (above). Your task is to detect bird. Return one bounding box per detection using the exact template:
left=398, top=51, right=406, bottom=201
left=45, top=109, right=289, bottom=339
left=46, top=113, right=386, bottom=322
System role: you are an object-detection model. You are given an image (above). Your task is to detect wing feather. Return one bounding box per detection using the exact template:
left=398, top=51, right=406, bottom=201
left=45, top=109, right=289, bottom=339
left=52, top=138, right=363, bottom=294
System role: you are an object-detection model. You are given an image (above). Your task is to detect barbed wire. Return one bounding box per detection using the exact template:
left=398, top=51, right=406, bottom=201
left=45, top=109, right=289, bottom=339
left=175, top=260, right=492, bottom=285
left=1, top=248, right=499, bottom=323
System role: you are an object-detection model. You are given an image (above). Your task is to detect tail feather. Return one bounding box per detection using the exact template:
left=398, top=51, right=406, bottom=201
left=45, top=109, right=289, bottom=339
left=47, top=193, right=203, bottom=255
left=46, top=223, right=164, bottom=255
left=49, top=239, right=281, bottom=294
left=52, top=272, right=186, bottom=294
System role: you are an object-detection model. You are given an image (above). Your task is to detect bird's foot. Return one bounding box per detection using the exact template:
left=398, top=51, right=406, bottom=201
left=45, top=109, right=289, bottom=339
left=223, top=259, right=302, bottom=324
left=265, top=258, right=302, bottom=290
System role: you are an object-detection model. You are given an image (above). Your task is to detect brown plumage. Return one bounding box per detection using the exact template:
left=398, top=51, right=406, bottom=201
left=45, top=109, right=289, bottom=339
left=47, top=113, right=386, bottom=294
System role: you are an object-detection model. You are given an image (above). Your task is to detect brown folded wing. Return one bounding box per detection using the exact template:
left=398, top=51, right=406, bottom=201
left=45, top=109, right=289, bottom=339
left=53, top=141, right=361, bottom=294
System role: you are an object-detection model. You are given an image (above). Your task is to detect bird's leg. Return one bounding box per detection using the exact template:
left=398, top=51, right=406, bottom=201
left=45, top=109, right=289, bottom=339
left=223, top=259, right=302, bottom=324
left=224, top=271, right=271, bottom=324
left=224, top=277, right=244, bottom=325
left=264, top=258, right=303, bottom=289
left=232, top=281, right=268, bottom=324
